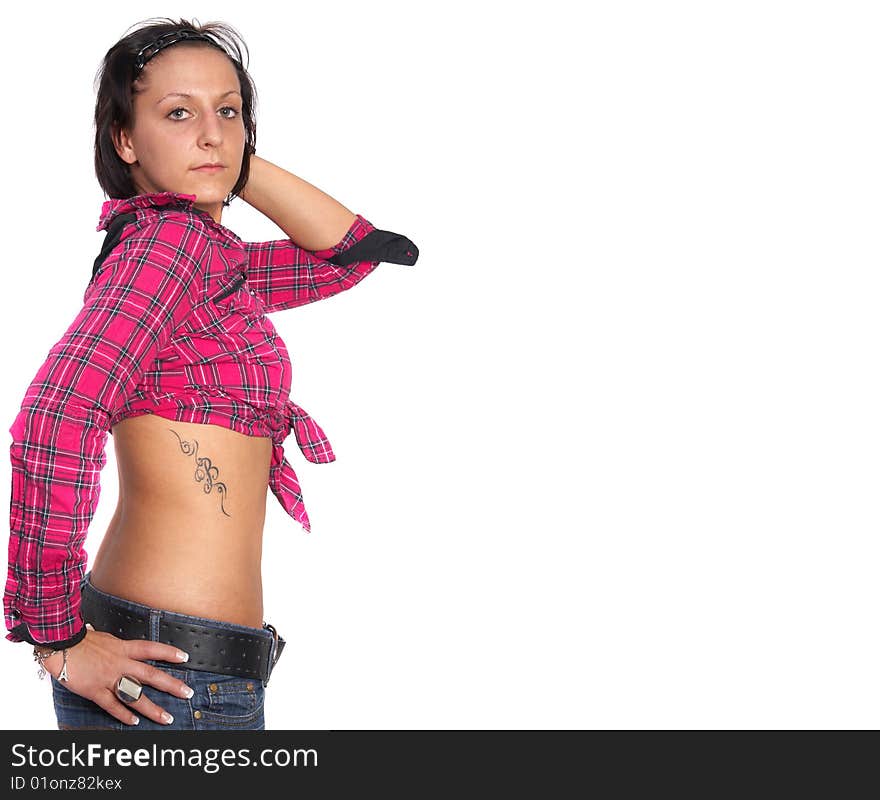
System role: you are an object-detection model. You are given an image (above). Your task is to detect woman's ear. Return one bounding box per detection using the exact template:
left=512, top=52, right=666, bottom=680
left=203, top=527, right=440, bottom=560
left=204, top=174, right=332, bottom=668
left=111, top=124, right=138, bottom=166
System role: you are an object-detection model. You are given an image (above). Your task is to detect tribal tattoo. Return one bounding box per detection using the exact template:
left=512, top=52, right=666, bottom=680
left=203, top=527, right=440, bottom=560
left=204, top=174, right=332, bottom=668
left=168, top=429, right=231, bottom=516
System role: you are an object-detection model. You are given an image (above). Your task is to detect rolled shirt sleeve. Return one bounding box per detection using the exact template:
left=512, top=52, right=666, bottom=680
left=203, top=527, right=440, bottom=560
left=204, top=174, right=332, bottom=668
left=243, top=214, right=418, bottom=313
left=4, top=215, right=209, bottom=647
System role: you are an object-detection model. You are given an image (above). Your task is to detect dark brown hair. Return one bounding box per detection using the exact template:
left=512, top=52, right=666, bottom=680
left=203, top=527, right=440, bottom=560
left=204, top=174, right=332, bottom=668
left=93, top=16, right=258, bottom=206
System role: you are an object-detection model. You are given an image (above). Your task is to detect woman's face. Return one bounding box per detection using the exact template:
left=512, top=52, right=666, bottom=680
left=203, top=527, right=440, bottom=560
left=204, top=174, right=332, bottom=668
left=113, top=44, right=246, bottom=224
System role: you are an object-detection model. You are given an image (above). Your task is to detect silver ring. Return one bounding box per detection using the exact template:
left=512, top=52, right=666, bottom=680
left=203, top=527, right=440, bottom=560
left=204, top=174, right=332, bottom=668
left=115, top=674, right=143, bottom=704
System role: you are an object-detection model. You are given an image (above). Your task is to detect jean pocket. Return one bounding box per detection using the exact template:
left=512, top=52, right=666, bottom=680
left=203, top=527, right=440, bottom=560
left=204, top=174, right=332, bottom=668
left=52, top=678, right=124, bottom=730
left=52, top=677, right=101, bottom=711
left=195, top=675, right=265, bottom=729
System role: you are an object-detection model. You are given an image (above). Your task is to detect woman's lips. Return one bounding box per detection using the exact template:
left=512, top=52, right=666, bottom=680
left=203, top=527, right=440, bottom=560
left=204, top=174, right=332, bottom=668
left=192, top=165, right=225, bottom=172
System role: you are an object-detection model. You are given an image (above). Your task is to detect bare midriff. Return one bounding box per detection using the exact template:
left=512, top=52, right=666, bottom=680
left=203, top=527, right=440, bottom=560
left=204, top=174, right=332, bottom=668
left=89, top=412, right=273, bottom=630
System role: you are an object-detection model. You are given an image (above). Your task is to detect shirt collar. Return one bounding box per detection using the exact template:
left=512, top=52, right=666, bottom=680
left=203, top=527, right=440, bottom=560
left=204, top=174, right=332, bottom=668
left=96, top=191, right=198, bottom=232
left=96, top=191, right=244, bottom=250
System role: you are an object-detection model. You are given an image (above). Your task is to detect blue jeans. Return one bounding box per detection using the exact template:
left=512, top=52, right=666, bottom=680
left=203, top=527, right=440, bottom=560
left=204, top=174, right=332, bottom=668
left=52, top=573, right=278, bottom=731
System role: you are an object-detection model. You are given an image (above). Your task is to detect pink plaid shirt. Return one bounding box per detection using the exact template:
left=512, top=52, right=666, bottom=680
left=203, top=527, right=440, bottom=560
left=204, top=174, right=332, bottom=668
left=5, top=190, right=416, bottom=648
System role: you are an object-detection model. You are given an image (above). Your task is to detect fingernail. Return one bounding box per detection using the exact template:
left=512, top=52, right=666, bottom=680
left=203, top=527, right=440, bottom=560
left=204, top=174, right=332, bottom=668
left=177, top=651, right=189, bottom=662
left=131, top=716, right=139, bottom=725
left=182, top=686, right=194, bottom=698
left=161, top=712, right=174, bottom=724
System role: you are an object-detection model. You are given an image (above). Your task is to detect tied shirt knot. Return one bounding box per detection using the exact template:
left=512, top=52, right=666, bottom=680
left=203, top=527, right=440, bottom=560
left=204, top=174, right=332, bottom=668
left=268, top=398, right=336, bottom=532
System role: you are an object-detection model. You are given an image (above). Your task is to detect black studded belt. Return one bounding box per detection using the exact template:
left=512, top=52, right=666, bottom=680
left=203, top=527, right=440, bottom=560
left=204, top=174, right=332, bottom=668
left=79, top=574, right=285, bottom=685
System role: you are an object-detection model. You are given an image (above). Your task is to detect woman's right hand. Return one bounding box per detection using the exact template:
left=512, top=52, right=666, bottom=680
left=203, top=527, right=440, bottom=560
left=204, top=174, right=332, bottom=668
left=37, top=624, right=193, bottom=726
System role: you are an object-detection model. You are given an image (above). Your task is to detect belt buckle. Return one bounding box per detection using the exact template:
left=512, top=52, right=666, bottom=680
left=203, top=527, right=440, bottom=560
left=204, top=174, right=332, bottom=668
left=266, top=623, right=279, bottom=650
left=264, top=623, right=281, bottom=679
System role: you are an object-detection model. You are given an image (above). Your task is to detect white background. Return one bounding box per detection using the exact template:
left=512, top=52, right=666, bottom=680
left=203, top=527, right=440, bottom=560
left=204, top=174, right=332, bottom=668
left=1, top=1, right=877, bottom=730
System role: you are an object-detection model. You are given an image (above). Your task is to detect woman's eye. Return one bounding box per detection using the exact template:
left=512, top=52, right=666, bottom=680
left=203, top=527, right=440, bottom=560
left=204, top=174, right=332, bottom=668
left=167, top=107, right=240, bottom=120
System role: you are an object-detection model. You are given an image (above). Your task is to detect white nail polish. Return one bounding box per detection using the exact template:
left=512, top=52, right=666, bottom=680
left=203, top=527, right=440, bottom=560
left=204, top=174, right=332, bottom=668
left=162, top=712, right=174, bottom=724
left=132, top=716, right=139, bottom=725
left=182, top=686, right=194, bottom=698
left=177, top=651, right=189, bottom=662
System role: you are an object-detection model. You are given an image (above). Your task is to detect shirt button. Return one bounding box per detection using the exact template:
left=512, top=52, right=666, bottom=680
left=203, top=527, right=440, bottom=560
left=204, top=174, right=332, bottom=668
left=193, top=711, right=202, bottom=720
left=208, top=683, right=218, bottom=693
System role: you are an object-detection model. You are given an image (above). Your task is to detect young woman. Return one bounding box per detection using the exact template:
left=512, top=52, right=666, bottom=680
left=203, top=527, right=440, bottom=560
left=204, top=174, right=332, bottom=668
left=3, top=17, right=417, bottom=730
